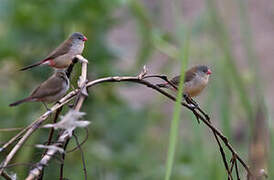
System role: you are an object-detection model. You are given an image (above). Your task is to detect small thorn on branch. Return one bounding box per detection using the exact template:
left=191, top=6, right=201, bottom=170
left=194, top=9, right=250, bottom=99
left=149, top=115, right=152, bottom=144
left=138, top=65, right=148, bottom=80
left=113, top=76, right=122, bottom=81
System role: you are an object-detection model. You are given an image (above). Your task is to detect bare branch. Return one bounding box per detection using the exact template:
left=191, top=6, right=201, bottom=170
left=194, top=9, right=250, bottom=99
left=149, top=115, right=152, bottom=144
left=1, top=62, right=252, bottom=179
left=213, top=132, right=232, bottom=180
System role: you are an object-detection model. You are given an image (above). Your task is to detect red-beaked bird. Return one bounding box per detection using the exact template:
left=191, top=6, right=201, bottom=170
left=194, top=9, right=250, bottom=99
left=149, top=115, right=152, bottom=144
left=9, top=70, right=69, bottom=108
left=157, top=65, right=212, bottom=97
left=19, top=32, right=88, bottom=71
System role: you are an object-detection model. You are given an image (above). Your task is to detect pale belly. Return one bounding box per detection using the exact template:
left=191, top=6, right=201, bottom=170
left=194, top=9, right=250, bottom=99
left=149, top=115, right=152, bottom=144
left=53, top=53, right=75, bottom=69
left=52, top=43, right=84, bottom=68
left=183, top=76, right=208, bottom=97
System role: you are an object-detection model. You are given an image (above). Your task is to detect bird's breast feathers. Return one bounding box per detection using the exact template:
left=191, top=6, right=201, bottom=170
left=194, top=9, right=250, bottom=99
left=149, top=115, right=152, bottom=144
left=183, top=74, right=209, bottom=97
left=70, top=42, right=84, bottom=55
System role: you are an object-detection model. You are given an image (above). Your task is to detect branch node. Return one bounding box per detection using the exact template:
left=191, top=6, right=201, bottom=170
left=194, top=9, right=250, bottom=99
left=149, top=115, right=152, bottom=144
left=75, top=55, right=88, bottom=64
left=80, top=85, right=88, bottom=97
left=138, top=65, right=148, bottom=79
left=113, top=76, right=122, bottom=81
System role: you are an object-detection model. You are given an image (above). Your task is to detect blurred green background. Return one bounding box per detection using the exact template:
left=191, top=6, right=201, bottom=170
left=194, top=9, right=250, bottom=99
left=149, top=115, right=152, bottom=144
left=0, top=0, right=272, bottom=179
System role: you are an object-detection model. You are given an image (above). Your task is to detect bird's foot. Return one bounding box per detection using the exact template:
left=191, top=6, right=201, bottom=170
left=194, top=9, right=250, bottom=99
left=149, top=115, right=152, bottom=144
left=183, top=95, right=211, bottom=123
left=188, top=104, right=197, bottom=109
left=183, top=94, right=198, bottom=108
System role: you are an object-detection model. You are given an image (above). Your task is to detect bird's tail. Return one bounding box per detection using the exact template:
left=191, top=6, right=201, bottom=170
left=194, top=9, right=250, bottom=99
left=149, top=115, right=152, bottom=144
left=19, top=60, right=46, bottom=71
left=156, top=83, right=169, bottom=88
left=9, top=97, right=33, bottom=107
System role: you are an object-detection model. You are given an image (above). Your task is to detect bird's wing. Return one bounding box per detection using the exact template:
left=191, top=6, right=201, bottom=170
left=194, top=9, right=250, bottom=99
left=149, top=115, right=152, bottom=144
left=31, top=76, right=63, bottom=98
left=170, top=73, right=194, bottom=84
left=184, top=67, right=197, bottom=83
left=43, top=39, right=72, bottom=61
left=170, top=68, right=197, bottom=85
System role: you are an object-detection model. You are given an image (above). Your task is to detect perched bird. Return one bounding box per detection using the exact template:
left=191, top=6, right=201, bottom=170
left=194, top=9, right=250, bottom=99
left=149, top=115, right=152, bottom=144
left=157, top=65, right=212, bottom=97
left=20, top=32, right=88, bottom=71
left=9, top=70, right=69, bottom=108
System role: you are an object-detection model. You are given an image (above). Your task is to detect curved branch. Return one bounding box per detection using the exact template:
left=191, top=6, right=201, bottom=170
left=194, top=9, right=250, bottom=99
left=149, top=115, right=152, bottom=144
left=1, top=65, right=252, bottom=179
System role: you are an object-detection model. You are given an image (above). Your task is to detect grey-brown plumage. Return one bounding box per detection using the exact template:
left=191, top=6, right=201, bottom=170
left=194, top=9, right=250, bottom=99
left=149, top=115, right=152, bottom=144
left=20, top=32, right=87, bottom=71
left=9, top=70, right=69, bottom=107
left=156, top=65, right=211, bottom=97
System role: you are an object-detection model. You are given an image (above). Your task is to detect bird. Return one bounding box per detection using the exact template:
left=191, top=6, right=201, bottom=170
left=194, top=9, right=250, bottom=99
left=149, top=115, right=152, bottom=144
left=9, top=70, right=70, bottom=109
left=156, top=65, right=212, bottom=97
left=19, top=32, right=88, bottom=71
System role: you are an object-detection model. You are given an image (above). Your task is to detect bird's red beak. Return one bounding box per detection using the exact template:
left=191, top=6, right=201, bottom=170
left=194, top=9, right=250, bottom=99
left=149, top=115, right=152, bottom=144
left=83, top=36, right=88, bottom=41
left=207, top=69, right=212, bottom=75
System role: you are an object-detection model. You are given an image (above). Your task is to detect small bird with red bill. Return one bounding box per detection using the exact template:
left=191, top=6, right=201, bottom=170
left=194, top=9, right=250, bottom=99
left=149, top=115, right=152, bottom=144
left=9, top=70, right=70, bottom=109
left=157, top=65, right=212, bottom=100
left=19, top=32, right=88, bottom=71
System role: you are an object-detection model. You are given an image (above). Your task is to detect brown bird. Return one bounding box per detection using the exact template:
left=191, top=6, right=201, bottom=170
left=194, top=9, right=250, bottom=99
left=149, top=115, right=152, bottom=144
left=9, top=70, right=69, bottom=108
left=157, top=65, right=212, bottom=97
left=20, top=32, right=87, bottom=71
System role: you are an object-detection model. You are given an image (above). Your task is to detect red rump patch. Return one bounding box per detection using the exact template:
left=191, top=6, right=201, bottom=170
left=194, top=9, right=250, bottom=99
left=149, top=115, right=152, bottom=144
left=49, top=60, right=56, bottom=67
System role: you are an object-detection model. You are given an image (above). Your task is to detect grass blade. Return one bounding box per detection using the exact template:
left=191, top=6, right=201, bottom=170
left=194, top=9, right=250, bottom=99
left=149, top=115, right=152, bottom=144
left=165, top=32, right=189, bottom=180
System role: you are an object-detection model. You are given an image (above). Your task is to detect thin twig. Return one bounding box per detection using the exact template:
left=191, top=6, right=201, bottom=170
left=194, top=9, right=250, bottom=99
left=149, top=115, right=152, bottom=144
left=73, top=132, right=87, bottom=180
left=186, top=96, right=210, bottom=122
left=229, top=157, right=235, bottom=177
left=67, top=127, right=89, bottom=153
left=235, top=157, right=240, bottom=180
left=213, top=132, right=232, bottom=180
left=59, top=138, right=70, bottom=180
left=143, top=74, right=179, bottom=90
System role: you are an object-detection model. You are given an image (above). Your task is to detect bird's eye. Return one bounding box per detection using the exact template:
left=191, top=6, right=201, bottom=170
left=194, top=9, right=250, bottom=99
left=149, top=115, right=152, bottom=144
left=78, top=37, right=82, bottom=40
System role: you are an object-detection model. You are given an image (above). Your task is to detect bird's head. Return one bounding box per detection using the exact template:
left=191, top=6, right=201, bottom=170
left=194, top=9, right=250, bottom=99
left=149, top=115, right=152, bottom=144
left=70, top=32, right=88, bottom=42
left=196, top=65, right=212, bottom=77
